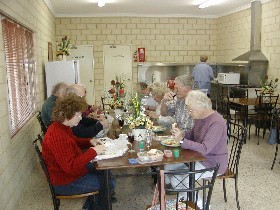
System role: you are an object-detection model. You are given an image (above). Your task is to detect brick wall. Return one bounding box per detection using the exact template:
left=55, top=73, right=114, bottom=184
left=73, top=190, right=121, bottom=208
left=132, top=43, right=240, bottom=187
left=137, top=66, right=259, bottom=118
left=55, top=17, right=218, bottom=105
left=0, top=0, right=55, bottom=209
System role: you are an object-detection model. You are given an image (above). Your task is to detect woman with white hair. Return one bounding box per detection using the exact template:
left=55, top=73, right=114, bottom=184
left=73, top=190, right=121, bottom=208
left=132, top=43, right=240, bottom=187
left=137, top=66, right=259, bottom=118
left=167, top=90, right=228, bottom=202
left=146, top=82, right=175, bottom=128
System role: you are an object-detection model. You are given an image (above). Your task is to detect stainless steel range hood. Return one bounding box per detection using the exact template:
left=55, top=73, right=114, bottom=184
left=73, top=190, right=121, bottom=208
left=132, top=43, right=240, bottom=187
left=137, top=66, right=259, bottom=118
left=233, top=0, right=268, bottom=62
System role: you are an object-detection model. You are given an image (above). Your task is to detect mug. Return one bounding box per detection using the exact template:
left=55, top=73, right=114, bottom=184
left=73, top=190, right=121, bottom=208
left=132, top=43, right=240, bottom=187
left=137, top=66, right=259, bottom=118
left=119, top=133, right=128, bottom=141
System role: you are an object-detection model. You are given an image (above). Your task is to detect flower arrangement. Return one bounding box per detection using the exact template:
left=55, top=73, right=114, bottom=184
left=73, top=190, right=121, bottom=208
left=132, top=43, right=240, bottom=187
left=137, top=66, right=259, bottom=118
left=108, top=76, right=126, bottom=109
left=124, top=93, right=153, bottom=129
left=259, top=76, right=279, bottom=94
left=56, top=36, right=71, bottom=57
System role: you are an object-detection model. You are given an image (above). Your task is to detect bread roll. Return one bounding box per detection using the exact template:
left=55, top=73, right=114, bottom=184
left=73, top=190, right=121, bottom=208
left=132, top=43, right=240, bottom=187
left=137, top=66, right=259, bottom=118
left=172, top=123, right=177, bottom=129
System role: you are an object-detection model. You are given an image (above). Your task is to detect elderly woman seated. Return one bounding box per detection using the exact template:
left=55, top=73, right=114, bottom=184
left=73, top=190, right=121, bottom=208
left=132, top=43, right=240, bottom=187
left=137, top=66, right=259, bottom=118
left=145, top=82, right=175, bottom=128
left=166, top=90, right=228, bottom=205
left=42, top=93, right=114, bottom=210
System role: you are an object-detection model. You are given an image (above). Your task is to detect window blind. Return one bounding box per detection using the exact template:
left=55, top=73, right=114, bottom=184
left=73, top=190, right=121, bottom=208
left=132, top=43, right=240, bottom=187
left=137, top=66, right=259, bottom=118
left=1, top=18, right=36, bottom=136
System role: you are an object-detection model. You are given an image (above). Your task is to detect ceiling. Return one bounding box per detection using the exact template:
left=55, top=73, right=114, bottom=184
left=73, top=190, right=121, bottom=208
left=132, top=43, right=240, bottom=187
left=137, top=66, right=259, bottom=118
left=44, top=0, right=269, bottom=18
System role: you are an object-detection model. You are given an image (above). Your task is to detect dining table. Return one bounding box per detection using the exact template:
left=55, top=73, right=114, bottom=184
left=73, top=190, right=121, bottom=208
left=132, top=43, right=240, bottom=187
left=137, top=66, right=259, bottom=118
left=94, top=132, right=205, bottom=210
left=228, top=97, right=280, bottom=127
left=227, top=97, right=256, bottom=126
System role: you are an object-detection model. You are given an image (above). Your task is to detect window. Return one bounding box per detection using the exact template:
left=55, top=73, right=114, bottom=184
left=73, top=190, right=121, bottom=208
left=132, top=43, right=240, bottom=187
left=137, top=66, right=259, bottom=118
left=1, top=18, right=36, bottom=136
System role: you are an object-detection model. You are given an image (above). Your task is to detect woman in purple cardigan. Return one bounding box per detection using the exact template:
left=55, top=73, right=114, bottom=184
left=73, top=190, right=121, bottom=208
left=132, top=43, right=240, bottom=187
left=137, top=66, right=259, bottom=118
left=168, top=90, right=228, bottom=203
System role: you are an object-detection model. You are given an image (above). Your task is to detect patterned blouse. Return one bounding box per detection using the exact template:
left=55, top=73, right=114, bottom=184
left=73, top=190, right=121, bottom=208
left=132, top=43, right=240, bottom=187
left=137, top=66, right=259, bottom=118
left=167, top=98, right=194, bottom=131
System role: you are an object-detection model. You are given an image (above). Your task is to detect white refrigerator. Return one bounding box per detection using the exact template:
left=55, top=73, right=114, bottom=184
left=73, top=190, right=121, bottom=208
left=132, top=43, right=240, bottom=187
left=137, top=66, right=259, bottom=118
left=45, top=60, right=80, bottom=97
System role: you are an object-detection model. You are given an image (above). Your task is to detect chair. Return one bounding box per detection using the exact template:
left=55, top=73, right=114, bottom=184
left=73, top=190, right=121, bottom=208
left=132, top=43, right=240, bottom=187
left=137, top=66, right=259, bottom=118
left=215, top=121, right=246, bottom=210
left=149, top=164, right=219, bottom=210
left=33, top=135, right=99, bottom=210
left=248, top=94, right=279, bottom=144
left=101, top=96, right=111, bottom=110
left=228, top=87, right=248, bottom=124
left=37, top=112, right=47, bottom=135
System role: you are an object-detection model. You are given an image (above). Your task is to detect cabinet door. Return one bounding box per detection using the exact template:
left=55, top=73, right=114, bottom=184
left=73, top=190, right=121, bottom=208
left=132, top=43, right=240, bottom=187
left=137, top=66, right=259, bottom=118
left=67, top=45, right=95, bottom=104
left=103, top=45, right=132, bottom=94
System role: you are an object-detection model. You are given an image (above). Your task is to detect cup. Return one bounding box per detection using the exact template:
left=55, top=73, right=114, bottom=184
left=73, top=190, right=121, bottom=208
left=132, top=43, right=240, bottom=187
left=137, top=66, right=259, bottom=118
left=128, top=133, right=135, bottom=144
left=173, top=149, right=180, bottom=158
left=139, top=141, right=145, bottom=152
left=119, top=133, right=127, bottom=141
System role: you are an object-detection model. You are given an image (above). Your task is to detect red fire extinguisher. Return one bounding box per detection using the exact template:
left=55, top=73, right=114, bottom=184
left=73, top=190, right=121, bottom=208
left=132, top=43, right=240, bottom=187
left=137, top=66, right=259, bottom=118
left=138, top=47, right=145, bottom=62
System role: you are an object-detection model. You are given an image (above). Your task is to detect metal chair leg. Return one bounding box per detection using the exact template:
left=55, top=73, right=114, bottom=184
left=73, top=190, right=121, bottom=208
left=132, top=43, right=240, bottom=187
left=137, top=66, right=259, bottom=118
left=222, top=178, right=227, bottom=202
left=234, top=176, right=240, bottom=210
left=271, top=144, right=278, bottom=170
left=54, top=199, right=60, bottom=210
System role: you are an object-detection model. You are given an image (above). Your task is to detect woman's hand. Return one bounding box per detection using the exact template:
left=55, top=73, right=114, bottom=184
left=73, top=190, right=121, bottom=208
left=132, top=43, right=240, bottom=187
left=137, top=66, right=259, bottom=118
left=171, top=127, right=184, bottom=142
left=100, top=118, right=109, bottom=129
left=147, top=111, right=159, bottom=119
left=90, top=138, right=104, bottom=146
left=91, top=144, right=106, bottom=155
left=163, top=91, right=177, bottom=101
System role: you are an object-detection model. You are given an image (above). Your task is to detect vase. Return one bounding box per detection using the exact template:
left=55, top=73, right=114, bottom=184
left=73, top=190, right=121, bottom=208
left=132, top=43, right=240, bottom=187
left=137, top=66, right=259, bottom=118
left=132, top=128, right=146, bottom=141
left=58, top=54, right=66, bottom=61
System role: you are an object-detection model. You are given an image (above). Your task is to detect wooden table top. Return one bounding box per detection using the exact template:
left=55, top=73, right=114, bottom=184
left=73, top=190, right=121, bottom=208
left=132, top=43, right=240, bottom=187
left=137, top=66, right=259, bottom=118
left=94, top=139, right=205, bottom=170
left=228, top=98, right=258, bottom=106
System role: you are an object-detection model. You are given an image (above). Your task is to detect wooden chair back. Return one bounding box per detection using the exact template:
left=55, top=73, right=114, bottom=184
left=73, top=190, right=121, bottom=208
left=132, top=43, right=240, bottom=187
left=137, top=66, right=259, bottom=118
left=101, top=97, right=111, bottom=110
left=37, top=112, right=47, bottom=134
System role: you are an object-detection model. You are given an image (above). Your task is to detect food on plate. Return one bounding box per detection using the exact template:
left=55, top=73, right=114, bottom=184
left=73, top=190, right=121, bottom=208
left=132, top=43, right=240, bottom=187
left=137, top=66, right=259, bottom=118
left=161, top=138, right=181, bottom=147
left=151, top=125, right=165, bottom=132
left=137, top=149, right=164, bottom=162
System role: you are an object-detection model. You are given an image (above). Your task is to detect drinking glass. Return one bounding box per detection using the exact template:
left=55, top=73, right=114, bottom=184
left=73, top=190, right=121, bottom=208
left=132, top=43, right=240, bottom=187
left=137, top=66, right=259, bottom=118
left=127, top=133, right=135, bottom=153
left=118, top=119, right=125, bottom=132
left=146, top=137, right=152, bottom=150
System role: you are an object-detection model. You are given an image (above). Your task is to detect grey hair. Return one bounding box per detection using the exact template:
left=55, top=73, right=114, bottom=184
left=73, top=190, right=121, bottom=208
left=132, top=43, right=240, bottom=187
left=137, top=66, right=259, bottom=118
left=175, top=75, right=194, bottom=89
left=148, top=82, right=169, bottom=97
left=65, top=84, right=86, bottom=95
left=185, top=90, right=212, bottom=110
left=51, top=82, right=68, bottom=95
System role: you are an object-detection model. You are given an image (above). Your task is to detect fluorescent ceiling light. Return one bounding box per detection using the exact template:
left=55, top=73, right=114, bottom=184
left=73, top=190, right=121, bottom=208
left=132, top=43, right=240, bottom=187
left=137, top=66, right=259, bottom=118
left=98, top=0, right=105, bottom=7
left=198, top=0, right=224, bottom=9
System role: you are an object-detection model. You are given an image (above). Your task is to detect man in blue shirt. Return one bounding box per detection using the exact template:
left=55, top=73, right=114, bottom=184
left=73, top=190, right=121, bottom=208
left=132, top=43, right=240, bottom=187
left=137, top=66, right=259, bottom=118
left=192, top=55, right=214, bottom=97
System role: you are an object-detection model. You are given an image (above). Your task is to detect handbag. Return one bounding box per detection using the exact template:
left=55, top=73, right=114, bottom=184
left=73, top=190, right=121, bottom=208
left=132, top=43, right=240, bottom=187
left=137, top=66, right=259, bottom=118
left=268, top=128, right=278, bottom=145
left=147, top=170, right=193, bottom=210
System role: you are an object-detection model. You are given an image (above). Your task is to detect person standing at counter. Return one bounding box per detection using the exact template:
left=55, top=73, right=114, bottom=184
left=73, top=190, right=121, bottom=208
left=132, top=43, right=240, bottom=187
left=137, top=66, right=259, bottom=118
left=192, top=55, right=214, bottom=97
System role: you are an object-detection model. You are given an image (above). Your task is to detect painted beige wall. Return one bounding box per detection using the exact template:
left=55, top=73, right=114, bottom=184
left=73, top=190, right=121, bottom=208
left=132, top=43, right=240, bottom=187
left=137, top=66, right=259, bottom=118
left=262, top=0, right=280, bottom=78
left=55, top=0, right=280, bottom=106
left=0, top=0, right=55, bottom=209
left=55, top=17, right=218, bottom=105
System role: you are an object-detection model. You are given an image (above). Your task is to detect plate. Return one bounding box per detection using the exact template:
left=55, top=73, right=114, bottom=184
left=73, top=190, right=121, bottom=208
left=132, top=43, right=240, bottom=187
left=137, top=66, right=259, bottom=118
left=160, top=137, right=181, bottom=147
left=151, top=126, right=166, bottom=133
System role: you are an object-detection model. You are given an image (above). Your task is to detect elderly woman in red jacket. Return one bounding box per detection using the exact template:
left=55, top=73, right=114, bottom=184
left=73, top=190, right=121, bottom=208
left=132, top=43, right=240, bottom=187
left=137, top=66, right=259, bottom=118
left=42, top=93, right=109, bottom=210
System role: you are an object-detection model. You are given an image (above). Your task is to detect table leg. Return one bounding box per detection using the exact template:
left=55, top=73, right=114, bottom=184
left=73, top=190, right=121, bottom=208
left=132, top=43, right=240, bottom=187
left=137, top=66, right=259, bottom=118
left=104, top=170, right=112, bottom=210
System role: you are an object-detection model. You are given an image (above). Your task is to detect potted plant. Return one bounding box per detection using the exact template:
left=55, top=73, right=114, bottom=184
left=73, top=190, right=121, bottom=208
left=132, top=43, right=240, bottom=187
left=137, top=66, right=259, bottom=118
left=56, top=36, right=71, bottom=60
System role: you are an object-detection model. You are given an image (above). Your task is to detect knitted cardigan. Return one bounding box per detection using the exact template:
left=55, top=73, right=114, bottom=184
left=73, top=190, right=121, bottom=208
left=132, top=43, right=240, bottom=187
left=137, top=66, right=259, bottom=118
left=42, top=122, right=97, bottom=185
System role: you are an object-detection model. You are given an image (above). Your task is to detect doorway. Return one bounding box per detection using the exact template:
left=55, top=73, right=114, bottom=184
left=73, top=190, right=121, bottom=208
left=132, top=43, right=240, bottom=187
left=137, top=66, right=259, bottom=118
left=103, top=45, right=132, bottom=95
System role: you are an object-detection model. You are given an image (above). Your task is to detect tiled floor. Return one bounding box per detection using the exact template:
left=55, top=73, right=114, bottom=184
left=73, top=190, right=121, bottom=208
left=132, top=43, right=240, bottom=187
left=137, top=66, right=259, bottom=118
left=16, top=131, right=280, bottom=210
